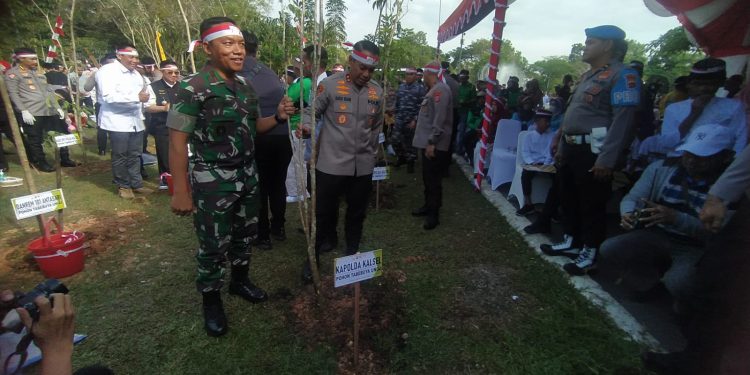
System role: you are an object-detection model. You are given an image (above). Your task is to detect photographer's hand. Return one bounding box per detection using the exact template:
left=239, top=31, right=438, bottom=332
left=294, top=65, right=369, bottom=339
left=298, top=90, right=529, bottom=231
left=17, top=293, right=74, bottom=375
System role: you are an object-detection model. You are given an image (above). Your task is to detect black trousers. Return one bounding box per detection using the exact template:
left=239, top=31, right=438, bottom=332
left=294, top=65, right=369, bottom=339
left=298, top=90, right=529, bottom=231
left=422, top=149, right=450, bottom=217
left=95, top=103, right=108, bottom=153
left=682, top=197, right=750, bottom=374
left=315, top=170, right=372, bottom=255
left=558, top=143, right=611, bottom=248
left=150, top=124, right=169, bottom=175
left=15, top=114, right=72, bottom=166
left=537, top=171, right=562, bottom=223
left=255, top=134, right=293, bottom=240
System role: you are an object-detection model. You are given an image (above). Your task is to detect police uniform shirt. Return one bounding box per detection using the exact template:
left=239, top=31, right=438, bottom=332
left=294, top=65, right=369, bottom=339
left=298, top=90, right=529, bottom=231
left=560, top=59, right=640, bottom=168
left=311, top=71, right=383, bottom=177
left=412, top=81, right=453, bottom=151
left=660, top=97, right=747, bottom=155
left=5, top=66, right=61, bottom=116
left=444, top=75, right=460, bottom=110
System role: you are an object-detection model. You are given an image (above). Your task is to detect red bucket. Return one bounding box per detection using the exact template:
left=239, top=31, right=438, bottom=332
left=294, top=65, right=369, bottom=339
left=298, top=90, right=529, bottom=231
left=27, top=217, right=86, bottom=278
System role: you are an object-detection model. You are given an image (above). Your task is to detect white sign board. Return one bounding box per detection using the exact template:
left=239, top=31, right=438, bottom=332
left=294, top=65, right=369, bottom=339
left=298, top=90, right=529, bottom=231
left=378, top=132, right=385, bottom=144
left=54, top=134, right=79, bottom=148
left=334, top=249, right=383, bottom=288
left=11, top=189, right=66, bottom=220
left=372, top=167, right=390, bottom=181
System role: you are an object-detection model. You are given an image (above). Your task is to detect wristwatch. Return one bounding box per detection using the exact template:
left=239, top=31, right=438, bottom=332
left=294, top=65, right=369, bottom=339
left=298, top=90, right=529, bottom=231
left=274, top=113, right=284, bottom=124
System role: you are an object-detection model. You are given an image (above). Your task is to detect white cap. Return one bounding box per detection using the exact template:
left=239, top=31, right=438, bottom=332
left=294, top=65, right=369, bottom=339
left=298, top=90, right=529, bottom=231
left=676, top=125, right=734, bottom=157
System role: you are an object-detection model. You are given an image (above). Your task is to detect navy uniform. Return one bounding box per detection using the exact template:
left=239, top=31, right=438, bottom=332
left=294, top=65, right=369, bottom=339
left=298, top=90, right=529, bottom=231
left=6, top=64, right=76, bottom=171
left=391, top=74, right=426, bottom=168
left=412, top=71, right=453, bottom=229
left=543, top=25, right=640, bottom=275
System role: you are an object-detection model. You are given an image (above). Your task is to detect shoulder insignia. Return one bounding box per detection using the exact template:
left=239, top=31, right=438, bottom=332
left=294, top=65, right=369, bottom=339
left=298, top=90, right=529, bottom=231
left=434, top=91, right=441, bottom=103
left=597, top=70, right=612, bottom=80
left=611, top=68, right=641, bottom=107
left=7, top=73, right=15, bottom=79
left=317, top=84, right=325, bottom=95
left=625, top=73, right=637, bottom=89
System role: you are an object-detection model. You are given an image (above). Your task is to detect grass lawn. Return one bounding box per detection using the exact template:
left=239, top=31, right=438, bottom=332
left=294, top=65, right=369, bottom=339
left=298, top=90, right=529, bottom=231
left=0, top=130, right=647, bottom=374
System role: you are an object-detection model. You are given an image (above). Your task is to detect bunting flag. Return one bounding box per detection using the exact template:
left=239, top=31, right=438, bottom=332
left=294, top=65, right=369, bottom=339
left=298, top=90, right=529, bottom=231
left=156, top=31, right=167, bottom=61
left=45, top=16, right=65, bottom=63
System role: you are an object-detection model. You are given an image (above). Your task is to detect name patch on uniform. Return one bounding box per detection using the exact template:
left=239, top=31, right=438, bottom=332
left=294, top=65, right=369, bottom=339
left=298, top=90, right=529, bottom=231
left=611, top=68, right=641, bottom=107
left=334, top=96, right=351, bottom=102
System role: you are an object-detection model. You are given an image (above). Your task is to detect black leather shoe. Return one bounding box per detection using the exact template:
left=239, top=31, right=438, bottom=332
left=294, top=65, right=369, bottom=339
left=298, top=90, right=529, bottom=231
left=33, top=162, right=55, bottom=173
left=411, top=206, right=428, bottom=217
left=60, top=159, right=80, bottom=167
left=423, top=216, right=439, bottom=230
left=203, top=302, right=227, bottom=337
left=271, top=227, right=286, bottom=241
left=229, top=280, right=268, bottom=303
left=523, top=220, right=551, bottom=234
left=302, top=261, right=313, bottom=284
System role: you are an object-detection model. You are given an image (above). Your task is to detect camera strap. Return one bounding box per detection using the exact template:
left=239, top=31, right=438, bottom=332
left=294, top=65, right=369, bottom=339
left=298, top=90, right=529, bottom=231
left=3, top=331, right=34, bottom=375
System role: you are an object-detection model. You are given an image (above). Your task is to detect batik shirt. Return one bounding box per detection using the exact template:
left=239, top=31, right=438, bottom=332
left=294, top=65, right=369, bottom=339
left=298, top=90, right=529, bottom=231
left=166, top=65, right=260, bottom=193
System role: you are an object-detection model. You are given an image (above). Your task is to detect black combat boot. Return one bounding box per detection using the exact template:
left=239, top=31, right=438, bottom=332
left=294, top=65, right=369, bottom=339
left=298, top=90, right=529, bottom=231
left=228, top=264, right=268, bottom=303
left=59, top=147, right=79, bottom=167
left=202, top=291, right=227, bottom=337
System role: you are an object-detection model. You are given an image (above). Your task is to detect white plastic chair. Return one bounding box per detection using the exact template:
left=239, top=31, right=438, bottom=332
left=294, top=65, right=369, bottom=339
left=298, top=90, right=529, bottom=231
left=488, top=119, right=522, bottom=189
left=508, top=131, right=554, bottom=208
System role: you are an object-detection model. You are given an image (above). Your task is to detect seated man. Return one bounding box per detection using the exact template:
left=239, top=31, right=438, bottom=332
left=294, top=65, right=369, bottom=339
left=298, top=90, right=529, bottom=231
left=599, top=125, right=737, bottom=310
left=660, top=58, right=746, bottom=156
left=516, top=109, right=555, bottom=216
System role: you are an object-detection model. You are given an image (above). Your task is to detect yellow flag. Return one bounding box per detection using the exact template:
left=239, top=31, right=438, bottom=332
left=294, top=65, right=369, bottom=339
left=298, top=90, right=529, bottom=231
left=156, top=31, right=167, bottom=61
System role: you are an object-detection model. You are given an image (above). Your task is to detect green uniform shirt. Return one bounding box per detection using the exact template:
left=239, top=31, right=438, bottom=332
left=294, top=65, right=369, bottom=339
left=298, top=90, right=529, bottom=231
left=166, top=65, right=260, bottom=193
left=457, top=81, right=476, bottom=111
left=288, top=77, right=311, bottom=130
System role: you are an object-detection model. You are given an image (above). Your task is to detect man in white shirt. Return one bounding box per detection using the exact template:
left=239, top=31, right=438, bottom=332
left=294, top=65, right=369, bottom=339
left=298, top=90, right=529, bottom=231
left=660, top=58, right=747, bottom=156
left=517, top=109, right=555, bottom=216
left=96, top=44, right=153, bottom=199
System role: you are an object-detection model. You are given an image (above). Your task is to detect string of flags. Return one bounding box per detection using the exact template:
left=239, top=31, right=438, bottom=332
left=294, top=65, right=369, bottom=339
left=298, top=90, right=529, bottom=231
left=45, top=16, right=65, bottom=63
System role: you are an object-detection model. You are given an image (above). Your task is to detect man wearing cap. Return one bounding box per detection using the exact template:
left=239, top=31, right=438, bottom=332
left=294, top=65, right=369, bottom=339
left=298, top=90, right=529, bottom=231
left=168, top=17, right=295, bottom=337
left=239, top=30, right=293, bottom=250
left=660, top=58, right=747, bottom=156
left=411, top=60, right=454, bottom=230
left=600, top=125, right=737, bottom=318
left=5, top=48, right=77, bottom=172
left=516, top=109, right=556, bottom=216
left=145, top=60, right=180, bottom=188
left=391, top=66, right=426, bottom=173
left=299, top=40, right=383, bottom=282
left=540, top=25, right=640, bottom=275
left=96, top=43, right=154, bottom=199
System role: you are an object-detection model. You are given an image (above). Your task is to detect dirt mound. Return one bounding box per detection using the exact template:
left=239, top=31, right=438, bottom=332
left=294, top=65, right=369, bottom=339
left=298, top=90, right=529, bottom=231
left=289, top=271, right=408, bottom=374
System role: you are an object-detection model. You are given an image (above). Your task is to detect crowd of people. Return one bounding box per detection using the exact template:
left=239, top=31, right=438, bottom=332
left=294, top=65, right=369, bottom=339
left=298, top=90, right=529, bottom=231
left=1, top=16, right=749, bottom=375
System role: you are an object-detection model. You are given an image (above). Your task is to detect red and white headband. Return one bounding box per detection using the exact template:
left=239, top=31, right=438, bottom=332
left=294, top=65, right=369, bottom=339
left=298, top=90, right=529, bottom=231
left=423, top=64, right=441, bottom=74
left=161, top=64, right=179, bottom=71
left=117, top=49, right=139, bottom=57
left=187, top=23, right=242, bottom=52
left=13, top=53, right=38, bottom=59
left=402, top=68, right=417, bottom=74
left=351, top=50, right=379, bottom=66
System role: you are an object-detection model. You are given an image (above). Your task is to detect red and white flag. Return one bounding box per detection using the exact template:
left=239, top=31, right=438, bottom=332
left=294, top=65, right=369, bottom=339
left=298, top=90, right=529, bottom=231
left=45, top=16, right=64, bottom=63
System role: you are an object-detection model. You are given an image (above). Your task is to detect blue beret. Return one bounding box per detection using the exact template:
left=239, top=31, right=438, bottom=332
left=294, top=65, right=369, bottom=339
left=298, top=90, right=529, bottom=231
left=585, top=25, right=626, bottom=40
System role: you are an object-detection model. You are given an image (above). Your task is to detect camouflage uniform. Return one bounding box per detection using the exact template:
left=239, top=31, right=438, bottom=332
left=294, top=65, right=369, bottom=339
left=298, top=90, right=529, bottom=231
left=166, top=65, right=261, bottom=293
left=391, top=81, right=425, bottom=162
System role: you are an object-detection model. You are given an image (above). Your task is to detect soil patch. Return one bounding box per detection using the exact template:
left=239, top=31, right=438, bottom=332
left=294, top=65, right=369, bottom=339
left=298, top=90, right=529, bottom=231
left=62, top=159, right=112, bottom=178
left=369, top=181, right=397, bottom=209
left=445, top=265, right=538, bottom=331
left=289, top=270, right=408, bottom=374
left=0, top=210, right=146, bottom=278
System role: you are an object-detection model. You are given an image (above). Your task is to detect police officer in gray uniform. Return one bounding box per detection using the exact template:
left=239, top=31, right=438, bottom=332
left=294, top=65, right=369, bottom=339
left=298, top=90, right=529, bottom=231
left=412, top=61, right=454, bottom=230
left=6, top=48, right=78, bottom=172
left=540, top=25, right=640, bottom=275
left=300, top=40, right=383, bottom=283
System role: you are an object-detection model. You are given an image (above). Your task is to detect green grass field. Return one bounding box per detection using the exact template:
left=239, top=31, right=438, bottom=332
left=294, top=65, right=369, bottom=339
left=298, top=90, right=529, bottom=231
left=0, top=130, right=647, bottom=374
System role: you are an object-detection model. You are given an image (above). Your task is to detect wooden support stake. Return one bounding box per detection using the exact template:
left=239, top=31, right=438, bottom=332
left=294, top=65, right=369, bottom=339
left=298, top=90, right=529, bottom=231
left=0, top=75, right=45, bottom=235
left=353, top=281, right=360, bottom=367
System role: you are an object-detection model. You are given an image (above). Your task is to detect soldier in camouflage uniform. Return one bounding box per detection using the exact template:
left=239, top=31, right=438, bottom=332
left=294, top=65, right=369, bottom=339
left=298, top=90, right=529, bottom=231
left=167, top=17, right=294, bottom=337
left=391, top=67, right=426, bottom=173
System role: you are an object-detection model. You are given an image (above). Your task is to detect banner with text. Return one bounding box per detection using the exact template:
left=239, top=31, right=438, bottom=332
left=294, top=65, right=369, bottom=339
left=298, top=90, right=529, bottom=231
left=11, top=189, right=66, bottom=220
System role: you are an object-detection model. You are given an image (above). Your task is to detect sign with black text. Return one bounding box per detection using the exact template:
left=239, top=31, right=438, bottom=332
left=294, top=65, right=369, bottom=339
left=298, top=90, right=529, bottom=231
left=334, top=250, right=383, bottom=287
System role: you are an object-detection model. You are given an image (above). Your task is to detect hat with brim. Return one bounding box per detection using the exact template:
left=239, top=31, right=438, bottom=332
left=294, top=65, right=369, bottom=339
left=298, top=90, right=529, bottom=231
left=689, top=58, right=726, bottom=82
left=675, top=124, right=734, bottom=157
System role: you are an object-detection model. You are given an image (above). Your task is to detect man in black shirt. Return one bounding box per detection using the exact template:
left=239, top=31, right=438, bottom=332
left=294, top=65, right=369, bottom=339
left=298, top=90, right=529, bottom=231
left=146, top=60, right=180, bottom=189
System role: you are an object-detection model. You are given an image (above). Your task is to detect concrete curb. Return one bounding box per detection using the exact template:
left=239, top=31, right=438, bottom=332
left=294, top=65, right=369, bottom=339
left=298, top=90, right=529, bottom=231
left=454, top=156, right=662, bottom=349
